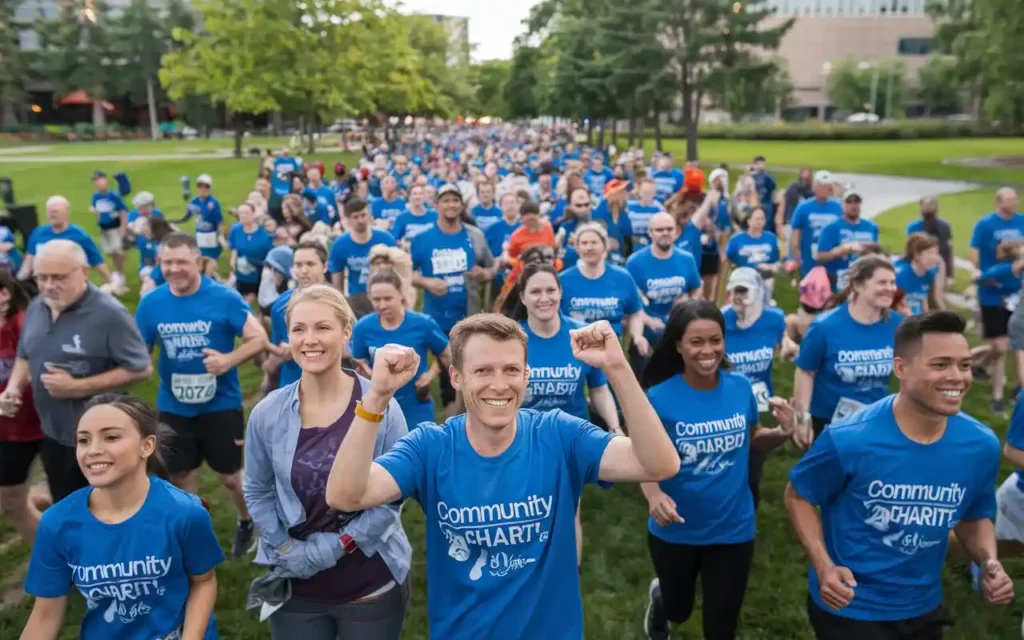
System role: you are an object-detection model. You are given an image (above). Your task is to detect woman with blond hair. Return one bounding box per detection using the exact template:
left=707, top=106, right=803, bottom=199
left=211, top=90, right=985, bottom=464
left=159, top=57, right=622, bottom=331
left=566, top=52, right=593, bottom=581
left=244, top=284, right=411, bottom=639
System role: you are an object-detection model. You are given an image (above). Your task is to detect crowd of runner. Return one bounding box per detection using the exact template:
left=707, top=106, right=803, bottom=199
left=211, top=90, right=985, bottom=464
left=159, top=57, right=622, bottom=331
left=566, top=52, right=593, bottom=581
left=0, top=123, right=1022, bottom=639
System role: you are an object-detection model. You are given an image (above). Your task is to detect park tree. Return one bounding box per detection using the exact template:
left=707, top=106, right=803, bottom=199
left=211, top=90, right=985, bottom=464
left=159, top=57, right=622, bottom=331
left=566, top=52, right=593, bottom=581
left=160, top=0, right=301, bottom=157
left=504, top=44, right=544, bottom=120
left=0, top=0, right=29, bottom=127
left=471, top=59, right=511, bottom=118
left=826, top=58, right=907, bottom=119
left=711, top=57, right=794, bottom=123
left=915, top=55, right=962, bottom=116
left=657, top=0, right=793, bottom=160
left=35, top=0, right=120, bottom=128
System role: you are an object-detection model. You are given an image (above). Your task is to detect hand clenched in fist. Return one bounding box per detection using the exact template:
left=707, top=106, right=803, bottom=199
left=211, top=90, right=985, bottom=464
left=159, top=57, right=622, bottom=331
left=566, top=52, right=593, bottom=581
left=368, top=345, right=421, bottom=398
left=569, top=320, right=628, bottom=371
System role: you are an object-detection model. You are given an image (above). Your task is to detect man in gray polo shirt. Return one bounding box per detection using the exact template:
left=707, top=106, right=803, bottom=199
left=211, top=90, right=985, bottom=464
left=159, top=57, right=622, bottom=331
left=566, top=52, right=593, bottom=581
left=0, top=240, right=151, bottom=502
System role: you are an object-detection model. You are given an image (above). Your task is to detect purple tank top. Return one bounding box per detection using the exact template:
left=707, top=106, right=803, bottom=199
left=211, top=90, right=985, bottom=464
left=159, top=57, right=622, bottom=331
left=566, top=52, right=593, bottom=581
left=288, top=379, right=392, bottom=602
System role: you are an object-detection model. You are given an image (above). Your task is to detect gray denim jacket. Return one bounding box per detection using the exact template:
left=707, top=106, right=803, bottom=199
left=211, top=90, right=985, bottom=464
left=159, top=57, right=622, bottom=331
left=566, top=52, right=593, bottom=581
left=242, top=375, right=411, bottom=583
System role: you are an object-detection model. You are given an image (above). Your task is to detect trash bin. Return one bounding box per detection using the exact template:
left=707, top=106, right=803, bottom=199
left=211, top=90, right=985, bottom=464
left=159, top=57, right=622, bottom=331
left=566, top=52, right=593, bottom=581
left=3, top=204, right=38, bottom=251
left=0, top=178, right=13, bottom=207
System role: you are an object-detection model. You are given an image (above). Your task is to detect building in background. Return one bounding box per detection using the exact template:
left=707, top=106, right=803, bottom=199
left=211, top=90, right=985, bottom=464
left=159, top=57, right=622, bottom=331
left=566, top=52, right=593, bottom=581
left=423, top=13, right=470, bottom=67
left=763, top=0, right=935, bottom=119
left=15, top=0, right=169, bottom=51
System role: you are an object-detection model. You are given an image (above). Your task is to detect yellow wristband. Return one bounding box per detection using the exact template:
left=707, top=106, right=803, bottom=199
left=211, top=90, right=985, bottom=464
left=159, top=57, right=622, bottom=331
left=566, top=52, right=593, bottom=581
left=354, top=400, right=385, bottom=423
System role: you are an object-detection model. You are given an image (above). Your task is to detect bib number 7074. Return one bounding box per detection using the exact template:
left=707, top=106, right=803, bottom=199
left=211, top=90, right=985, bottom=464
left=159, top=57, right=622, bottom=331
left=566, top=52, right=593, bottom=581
left=171, top=374, right=217, bottom=405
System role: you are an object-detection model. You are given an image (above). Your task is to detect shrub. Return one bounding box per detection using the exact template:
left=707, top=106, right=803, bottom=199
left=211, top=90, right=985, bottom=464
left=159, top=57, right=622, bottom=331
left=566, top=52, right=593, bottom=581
left=651, top=119, right=1019, bottom=141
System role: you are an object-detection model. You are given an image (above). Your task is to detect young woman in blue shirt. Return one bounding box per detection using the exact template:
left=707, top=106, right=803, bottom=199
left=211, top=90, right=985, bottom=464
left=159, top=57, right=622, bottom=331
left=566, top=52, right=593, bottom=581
left=21, top=394, right=223, bottom=640
left=641, top=300, right=795, bottom=640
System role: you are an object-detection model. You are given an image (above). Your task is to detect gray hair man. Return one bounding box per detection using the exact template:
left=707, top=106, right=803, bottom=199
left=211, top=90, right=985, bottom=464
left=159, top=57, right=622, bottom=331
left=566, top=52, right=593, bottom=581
left=17, top=196, right=115, bottom=290
left=0, top=239, right=152, bottom=501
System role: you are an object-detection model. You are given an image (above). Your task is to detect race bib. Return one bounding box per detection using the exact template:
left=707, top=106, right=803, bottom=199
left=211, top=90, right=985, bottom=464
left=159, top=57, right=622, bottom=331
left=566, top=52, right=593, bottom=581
left=236, top=256, right=256, bottom=275
left=171, top=373, right=217, bottom=405
left=810, top=242, right=818, bottom=259
left=196, top=231, right=218, bottom=249
left=431, top=249, right=468, bottom=275
left=752, top=381, right=770, bottom=413
left=1006, top=293, right=1020, bottom=313
left=831, top=396, right=866, bottom=423
left=700, top=233, right=711, bottom=247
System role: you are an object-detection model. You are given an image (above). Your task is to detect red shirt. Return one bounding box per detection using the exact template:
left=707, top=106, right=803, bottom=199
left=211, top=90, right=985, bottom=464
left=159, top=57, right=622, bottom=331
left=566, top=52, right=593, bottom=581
left=0, top=311, right=42, bottom=442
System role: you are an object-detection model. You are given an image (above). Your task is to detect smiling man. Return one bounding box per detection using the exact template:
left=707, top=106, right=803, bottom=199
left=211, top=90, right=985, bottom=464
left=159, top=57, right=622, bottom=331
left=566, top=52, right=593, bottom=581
left=325, top=314, right=680, bottom=639
left=785, top=311, right=1013, bottom=639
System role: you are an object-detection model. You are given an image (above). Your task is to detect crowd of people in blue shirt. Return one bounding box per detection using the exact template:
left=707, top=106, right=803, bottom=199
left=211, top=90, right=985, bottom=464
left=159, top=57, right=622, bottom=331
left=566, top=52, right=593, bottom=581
left=2, top=122, right=1024, bottom=640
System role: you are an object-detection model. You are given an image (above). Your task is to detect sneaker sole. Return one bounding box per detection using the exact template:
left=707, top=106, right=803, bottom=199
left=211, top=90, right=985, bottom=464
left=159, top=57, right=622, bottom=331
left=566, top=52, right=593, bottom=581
left=644, top=578, right=662, bottom=639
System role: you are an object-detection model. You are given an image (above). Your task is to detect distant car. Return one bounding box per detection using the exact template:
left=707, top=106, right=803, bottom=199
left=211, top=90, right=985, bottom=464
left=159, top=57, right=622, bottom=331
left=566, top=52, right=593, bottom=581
left=846, top=112, right=880, bottom=124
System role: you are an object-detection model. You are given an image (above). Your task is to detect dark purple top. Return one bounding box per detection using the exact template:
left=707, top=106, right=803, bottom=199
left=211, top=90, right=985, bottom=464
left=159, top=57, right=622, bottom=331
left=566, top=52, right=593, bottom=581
left=288, top=378, right=392, bottom=602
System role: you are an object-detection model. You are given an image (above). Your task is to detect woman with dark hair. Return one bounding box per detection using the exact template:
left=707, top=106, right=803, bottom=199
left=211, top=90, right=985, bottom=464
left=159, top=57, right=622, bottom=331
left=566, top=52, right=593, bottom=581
left=0, top=272, right=46, bottom=544
left=516, top=262, right=621, bottom=566
left=792, top=254, right=903, bottom=447
left=641, top=300, right=795, bottom=640
left=894, top=232, right=942, bottom=315
left=21, top=394, right=223, bottom=639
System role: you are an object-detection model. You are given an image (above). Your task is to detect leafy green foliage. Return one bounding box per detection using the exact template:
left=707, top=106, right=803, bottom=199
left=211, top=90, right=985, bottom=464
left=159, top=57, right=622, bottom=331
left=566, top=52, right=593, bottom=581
left=826, top=58, right=907, bottom=119
left=916, top=56, right=963, bottom=117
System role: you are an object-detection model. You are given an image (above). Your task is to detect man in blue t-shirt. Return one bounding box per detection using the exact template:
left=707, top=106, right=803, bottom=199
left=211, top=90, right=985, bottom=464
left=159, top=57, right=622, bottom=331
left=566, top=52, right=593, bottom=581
left=751, top=155, right=779, bottom=232
left=324, top=315, right=681, bottom=639
left=329, top=198, right=396, bottom=296
left=790, top=171, right=843, bottom=278
left=786, top=311, right=1013, bottom=636
left=969, top=187, right=1022, bottom=414
left=89, top=171, right=129, bottom=293
left=19, top=195, right=113, bottom=286
left=814, top=190, right=879, bottom=291
left=135, top=233, right=269, bottom=559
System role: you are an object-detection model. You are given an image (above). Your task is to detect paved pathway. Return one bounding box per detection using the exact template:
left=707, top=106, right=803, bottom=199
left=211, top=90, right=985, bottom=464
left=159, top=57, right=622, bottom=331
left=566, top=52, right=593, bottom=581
left=0, top=149, right=237, bottom=163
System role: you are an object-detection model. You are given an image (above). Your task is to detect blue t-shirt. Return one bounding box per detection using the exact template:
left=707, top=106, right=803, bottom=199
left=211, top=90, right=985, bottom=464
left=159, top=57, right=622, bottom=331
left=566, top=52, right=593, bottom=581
left=25, top=477, right=224, bottom=640
left=753, top=171, right=777, bottom=223
left=127, top=209, right=165, bottom=257
left=227, top=223, right=273, bottom=285
left=328, top=229, right=397, bottom=295
left=470, top=204, right=503, bottom=233
left=700, top=199, right=732, bottom=257
left=789, top=396, right=999, bottom=621
left=135, top=278, right=251, bottom=417
left=893, top=258, right=937, bottom=316
left=270, top=288, right=302, bottom=389
left=311, top=185, right=337, bottom=223
left=674, top=222, right=703, bottom=257
left=484, top=218, right=521, bottom=260
left=410, top=225, right=476, bottom=332
left=521, top=317, right=607, bottom=418
left=26, top=224, right=105, bottom=266
left=350, top=311, right=449, bottom=428
left=626, top=247, right=701, bottom=343
left=584, top=167, right=614, bottom=195
left=370, top=196, right=407, bottom=225
left=970, top=212, right=1024, bottom=307
left=815, top=217, right=880, bottom=290
left=91, top=190, right=127, bottom=229
left=726, top=231, right=780, bottom=269
left=790, top=197, right=844, bottom=277
left=392, top=208, right=438, bottom=243
left=303, top=196, right=332, bottom=227
left=271, top=157, right=302, bottom=197
left=724, top=306, right=786, bottom=402
left=559, top=264, right=642, bottom=336
left=591, top=200, right=633, bottom=257
left=1007, top=391, right=1024, bottom=491
left=625, top=200, right=666, bottom=249
left=794, top=303, right=903, bottom=421
left=376, top=409, right=614, bottom=639
left=977, top=262, right=1023, bottom=312
left=648, top=371, right=760, bottom=545
left=651, top=169, right=684, bottom=202
left=0, top=226, right=23, bottom=271
left=188, top=196, right=224, bottom=259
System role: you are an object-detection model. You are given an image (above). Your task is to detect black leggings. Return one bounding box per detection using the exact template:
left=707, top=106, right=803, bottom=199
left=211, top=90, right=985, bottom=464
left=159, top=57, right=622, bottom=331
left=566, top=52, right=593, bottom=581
left=749, top=449, right=766, bottom=511
left=647, top=533, right=755, bottom=640
left=807, top=595, right=951, bottom=640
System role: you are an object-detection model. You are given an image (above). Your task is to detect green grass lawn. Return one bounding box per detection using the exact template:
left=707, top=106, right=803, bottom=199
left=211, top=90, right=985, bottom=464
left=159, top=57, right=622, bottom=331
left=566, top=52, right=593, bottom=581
left=0, top=150, right=1022, bottom=638
left=0, top=136, right=299, bottom=157
left=651, top=138, right=1024, bottom=185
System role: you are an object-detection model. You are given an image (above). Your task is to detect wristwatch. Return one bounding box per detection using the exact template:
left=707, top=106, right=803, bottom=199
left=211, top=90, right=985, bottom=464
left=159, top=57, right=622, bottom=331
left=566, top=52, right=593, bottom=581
left=341, top=533, right=357, bottom=555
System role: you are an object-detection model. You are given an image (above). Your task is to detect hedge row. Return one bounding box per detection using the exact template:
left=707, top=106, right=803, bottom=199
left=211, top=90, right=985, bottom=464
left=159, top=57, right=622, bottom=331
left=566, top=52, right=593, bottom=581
left=650, top=119, right=1021, bottom=140
left=0, top=124, right=152, bottom=141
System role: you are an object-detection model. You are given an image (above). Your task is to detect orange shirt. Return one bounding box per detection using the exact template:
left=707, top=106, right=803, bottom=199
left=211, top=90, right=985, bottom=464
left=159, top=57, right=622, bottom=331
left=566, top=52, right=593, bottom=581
left=507, top=221, right=556, bottom=259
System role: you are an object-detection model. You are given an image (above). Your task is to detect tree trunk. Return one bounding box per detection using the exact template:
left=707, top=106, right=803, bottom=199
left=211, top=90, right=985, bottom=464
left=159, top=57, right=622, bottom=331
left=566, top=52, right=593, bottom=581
left=307, top=108, right=316, bottom=154
left=637, top=116, right=645, bottom=148
left=586, top=120, right=593, bottom=146
left=92, top=99, right=106, bottom=129
left=611, top=120, right=618, bottom=147
left=272, top=111, right=283, bottom=135
left=0, top=101, right=17, bottom=128
left=146, top=78, right=159, bottom=140
left=597, top=122, right=605, bottom=149
left=627, top=113, right=635, bottom=148
left=233, top=115, right=243, bottom=159
left=653, top=106, right=663, bottom=152
left=681, top=85, right=698, bottom=161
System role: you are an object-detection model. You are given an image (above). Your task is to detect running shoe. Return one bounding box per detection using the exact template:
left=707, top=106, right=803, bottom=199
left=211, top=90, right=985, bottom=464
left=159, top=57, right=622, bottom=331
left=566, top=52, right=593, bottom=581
left=992, top=399, right=1006, bottom=417
left=644, top=578, right=670, bottom=640
left=232, top=518, right=257, bottom=558
left=972, top=366, right=990, bottom=382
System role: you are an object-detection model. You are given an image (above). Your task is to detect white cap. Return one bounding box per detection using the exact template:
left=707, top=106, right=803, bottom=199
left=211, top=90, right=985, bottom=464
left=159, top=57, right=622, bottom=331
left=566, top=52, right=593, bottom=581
left=813, top=170, right=833, bottom=185
left=132, top=191, right=154, bottom=207
left=844, top=188, right=863, bottom=202
left=197, top=174, right=213, bottom=187
left=727, top=267, right=761, bottom=292
left=708, top=167, right=729, bottom=185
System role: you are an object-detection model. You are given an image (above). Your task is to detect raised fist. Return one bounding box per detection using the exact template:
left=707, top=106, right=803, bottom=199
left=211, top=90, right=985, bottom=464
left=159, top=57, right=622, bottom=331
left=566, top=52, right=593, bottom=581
left=369, top=344, right=421, bottom=397
left=570, top=320, right=627, bottom=371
